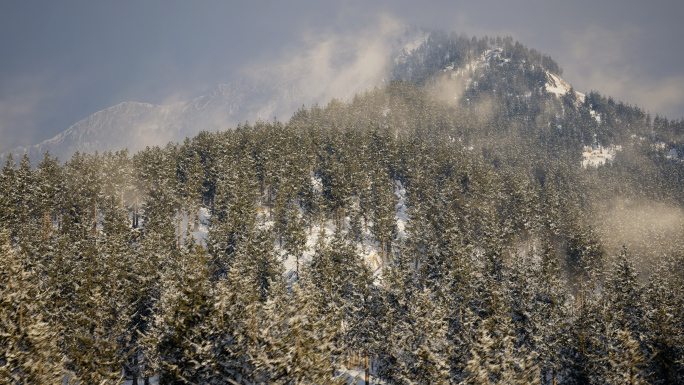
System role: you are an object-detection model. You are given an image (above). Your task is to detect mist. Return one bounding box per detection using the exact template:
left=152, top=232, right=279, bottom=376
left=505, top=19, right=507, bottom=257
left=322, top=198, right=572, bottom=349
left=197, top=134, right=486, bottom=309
left=594, top=197, right=684, bottom=276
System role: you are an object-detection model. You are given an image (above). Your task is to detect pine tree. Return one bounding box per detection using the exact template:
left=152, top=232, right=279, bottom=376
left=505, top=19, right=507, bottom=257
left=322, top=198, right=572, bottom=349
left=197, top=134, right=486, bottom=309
left=369, top=169, right=398, bottom=270
left=200, top=266, right=259, bottom=383
left=255, top=278, right=346, bottom=384
left=0, top=230, right=66, bottom=383
left=642, top=256, right=684, bottom=384
left=0, top=154, right=19, bottom=238
left=307, top=230, right=376, bottom=372
left=125, top=230, right=166, bottom=384
left=374, top=246, right=416, bottom=382
left=395, top=286, right=452, bottom=385
left=182, top=152, right=204, bottom=232
left=283, top=200, right=307, bottom=277
left=36, top=151, right=62, bottom=243
left=148, top=241, right=214, bottom=384
left=61, top=230, right=133, bottom=384
left=208, top=155, right=259, bottom=276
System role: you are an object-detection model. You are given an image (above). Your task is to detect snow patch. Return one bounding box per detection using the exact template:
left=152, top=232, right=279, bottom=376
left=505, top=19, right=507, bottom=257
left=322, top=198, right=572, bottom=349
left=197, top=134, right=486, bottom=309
left=666, top=147, right=679, bottom=160
left=582, top=144, right=620, bottom=167
left=545, top=71, right=585, bottom=105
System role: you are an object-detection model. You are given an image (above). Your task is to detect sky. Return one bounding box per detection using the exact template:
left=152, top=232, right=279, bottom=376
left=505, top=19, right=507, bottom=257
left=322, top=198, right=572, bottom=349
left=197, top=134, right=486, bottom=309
left=1, top=0, right=683, bottom=154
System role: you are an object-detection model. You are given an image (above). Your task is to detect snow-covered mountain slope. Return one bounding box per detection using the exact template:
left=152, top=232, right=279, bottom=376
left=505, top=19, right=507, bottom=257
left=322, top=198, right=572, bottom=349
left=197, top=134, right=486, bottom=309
left=546, top=71, right=585, bottom=103
left=445, top=48, right=584, bottom=102
left=2, top=29, right=428, bottom=163
left=3, top=30, right=596, bottom=165
left=2, top=76, right=314, bottom=162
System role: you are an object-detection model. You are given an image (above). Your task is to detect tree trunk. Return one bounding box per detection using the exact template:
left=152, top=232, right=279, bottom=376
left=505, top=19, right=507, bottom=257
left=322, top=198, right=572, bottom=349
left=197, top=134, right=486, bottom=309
left=389, top=315, right=393, bottom=356
left=43, top=210, right=47, bottom=240
left=252, top=300, right=257, bottom=337
left=132, top=354, right=139, bottom=385
left=19, top=299, right=22, bottom=335
left=365, top=354, right=370, bottom=385
left=93, top=201, right=97, bottom=235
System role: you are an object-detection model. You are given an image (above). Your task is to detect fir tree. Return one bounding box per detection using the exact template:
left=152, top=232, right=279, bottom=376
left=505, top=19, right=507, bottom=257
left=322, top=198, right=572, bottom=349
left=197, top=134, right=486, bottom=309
left=0, top=230, right=66, bottom=384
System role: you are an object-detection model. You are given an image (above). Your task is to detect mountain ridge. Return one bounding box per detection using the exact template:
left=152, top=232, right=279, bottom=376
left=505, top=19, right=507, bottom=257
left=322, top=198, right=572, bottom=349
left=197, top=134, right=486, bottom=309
left=1, top=30, right=648, bottom=164
left=1, top=28, right=433, bottom=163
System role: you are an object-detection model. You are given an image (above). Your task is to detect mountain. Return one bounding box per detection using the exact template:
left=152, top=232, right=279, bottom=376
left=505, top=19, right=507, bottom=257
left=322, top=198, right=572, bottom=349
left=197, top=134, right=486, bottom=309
left=7, top=29, right=679, bottom=165
left=2, top=29, right=429, bottom=163
left=3, top=30, right=684, bottom=384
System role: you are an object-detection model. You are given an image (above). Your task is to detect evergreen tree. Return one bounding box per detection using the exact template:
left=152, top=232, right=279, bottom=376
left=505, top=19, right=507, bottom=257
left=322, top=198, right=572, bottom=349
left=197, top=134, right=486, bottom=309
left=148, top=241, right=214, bottom=384
left=0, top=230, right=66, bottom=383
left=395, top=286, right=452, bottom=385
left=642, top=256, right=684, bottom=384
left=369, top=169, right=398, bottom=269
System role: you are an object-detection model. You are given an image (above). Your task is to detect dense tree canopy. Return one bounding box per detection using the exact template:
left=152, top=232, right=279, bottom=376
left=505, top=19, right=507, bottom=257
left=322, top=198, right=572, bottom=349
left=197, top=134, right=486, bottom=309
left=1, top=32, right=683, bottom=384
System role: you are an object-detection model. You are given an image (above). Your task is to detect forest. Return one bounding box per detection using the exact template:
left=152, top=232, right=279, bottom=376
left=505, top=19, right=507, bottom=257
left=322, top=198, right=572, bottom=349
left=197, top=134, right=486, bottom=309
left=1, top=33, right=684, bottom=384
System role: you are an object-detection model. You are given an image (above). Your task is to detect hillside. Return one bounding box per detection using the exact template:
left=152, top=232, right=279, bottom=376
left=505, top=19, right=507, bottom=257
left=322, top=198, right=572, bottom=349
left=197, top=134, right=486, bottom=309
left=1, top=31, right=684, bottom=384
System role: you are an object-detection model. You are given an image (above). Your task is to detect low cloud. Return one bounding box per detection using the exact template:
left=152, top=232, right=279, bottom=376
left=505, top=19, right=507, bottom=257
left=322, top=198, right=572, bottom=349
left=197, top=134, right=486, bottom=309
left=595, top=197, right=684, bottom=276
left=561, top=25, right=684, bottom=119
left=429, top=72, right=467, bottom=108
left=0, top=82, right=46, bottom=153
left=238, top=14, right=404, bottom=121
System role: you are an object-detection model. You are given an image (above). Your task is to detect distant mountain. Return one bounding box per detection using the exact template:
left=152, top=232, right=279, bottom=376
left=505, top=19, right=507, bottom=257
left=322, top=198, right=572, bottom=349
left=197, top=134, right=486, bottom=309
left=2, top=29, right=430, bottom=163
left=7, top=29, right=633, bottom=164
left=4, top=79, right=278, bottom=162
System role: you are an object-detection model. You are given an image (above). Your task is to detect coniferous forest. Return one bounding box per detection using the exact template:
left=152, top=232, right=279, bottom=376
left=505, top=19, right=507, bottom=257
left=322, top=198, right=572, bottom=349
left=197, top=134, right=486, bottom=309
left=2, top=33, right=684, bottom=384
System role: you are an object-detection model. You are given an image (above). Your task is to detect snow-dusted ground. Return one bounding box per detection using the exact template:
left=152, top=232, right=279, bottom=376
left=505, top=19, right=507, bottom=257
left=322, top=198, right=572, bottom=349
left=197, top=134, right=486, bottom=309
left=155, top=174, right=408, bottom=284
left=582, top=144, right=620, bottom=167
left=545, top=71, right=585, bottom=104
left=340, top=368, right=386, bottom=384
left=120, top=177, right=409, bottom=383
left=159, top=174, right=409, bottom=284
left=122, top=371, right=384, bottom=384
left=123, top=376, right=158, bottom=385
left=667, top=147, right=679, bottom=160
left=274, top=179, right=408, bottom=282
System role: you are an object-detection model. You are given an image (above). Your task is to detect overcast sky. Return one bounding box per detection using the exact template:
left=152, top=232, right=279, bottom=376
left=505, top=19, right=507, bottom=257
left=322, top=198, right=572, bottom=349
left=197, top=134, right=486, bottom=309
left=1, top=0, right=683, bottom=154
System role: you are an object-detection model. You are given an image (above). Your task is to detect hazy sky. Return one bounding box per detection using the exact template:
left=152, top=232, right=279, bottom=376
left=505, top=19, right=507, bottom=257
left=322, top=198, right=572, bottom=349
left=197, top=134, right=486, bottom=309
left=1, top=0, right=683, bottom=153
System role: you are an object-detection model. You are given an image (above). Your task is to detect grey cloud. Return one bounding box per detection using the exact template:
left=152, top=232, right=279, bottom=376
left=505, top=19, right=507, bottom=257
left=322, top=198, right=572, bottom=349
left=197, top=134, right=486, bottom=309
left=2, top=0, right=684, bottom=155
left=561, top=25, right=684, bottom=119
left=238, top=14, right=406, bottom=119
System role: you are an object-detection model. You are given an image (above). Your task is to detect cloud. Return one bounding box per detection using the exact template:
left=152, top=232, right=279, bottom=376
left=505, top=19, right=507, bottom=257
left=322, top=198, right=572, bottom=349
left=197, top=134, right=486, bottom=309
left=595, top=197, right=684, bottom=276
left=237, top=13, right=405, bottom=120
left=561, top=25, right=684, bottom=119
left=0, top=75, right=52, bottom=153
